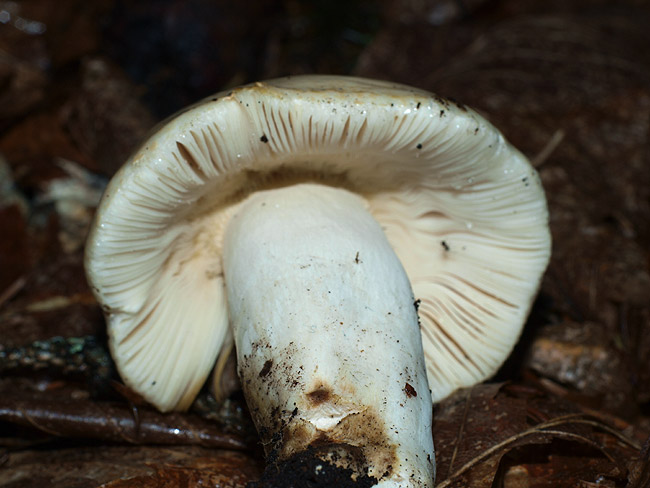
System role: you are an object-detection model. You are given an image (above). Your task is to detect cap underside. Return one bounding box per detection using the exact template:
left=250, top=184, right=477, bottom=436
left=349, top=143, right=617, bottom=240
left=86, top=76, right=550, bottom=410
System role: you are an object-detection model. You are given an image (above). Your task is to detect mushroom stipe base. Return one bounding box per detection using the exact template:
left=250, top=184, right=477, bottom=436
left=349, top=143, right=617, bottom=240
left=249, top=445, right=378, bottom=488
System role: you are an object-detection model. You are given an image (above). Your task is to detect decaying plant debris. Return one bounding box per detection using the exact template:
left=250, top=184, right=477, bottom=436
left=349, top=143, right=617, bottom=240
left=1, top=0, right=649, bottom=486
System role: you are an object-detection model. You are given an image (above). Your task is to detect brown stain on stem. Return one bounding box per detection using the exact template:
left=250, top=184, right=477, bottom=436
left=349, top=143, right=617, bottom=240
left=306, top=386, right=331, bottom=406
left=404, top=382, right=417, bottom=398
left=259, top=359, right=273, bottom=378
left=239, top=349, right=398, bottom=483
left=278, top=387, right=397, bottom=481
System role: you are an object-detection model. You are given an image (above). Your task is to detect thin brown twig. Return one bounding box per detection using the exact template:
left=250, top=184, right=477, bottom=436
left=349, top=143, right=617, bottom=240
left=549, top=417, right=642, bottom=451
left=538, top=429, right=618, bottom=464
left=522, top=413, right=642, bottom=451
left=0, top=276, right=27, bottom=310
left=531, top=128, right=565, bottom=168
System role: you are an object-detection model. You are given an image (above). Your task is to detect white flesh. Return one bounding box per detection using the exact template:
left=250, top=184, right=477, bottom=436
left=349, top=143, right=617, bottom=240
left=223, top=183, right=434, bottom=487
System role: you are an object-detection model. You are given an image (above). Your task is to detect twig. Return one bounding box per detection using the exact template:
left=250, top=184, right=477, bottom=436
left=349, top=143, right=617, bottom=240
left=0, top=276, right=27, bottom=310
left=531, top=128, right=565, bottom=168
left=0, top=395, right=247, bottom=449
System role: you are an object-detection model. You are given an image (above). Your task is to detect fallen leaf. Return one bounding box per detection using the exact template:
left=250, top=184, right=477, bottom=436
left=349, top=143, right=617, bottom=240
left=433, top=384, right=642, bottom=487
left=0, top=445, right=260, bottom=488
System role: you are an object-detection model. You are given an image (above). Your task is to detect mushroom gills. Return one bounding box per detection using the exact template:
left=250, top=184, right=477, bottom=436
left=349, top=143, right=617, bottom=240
left=223, top=183, right=434, bottom=487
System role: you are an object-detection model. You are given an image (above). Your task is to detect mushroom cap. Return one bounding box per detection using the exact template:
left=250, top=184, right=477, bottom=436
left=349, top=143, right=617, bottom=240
left=85, top=75, right=551, bottom=412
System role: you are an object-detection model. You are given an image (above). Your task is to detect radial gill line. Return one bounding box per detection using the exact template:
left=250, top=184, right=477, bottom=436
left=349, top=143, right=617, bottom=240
left=176, top=140, right=207, bottom=181
left=447, top=272, right=518, bottom=309
left=118, top=298, right=161, bottom=346
left=420, top=309, right=483, bottom=376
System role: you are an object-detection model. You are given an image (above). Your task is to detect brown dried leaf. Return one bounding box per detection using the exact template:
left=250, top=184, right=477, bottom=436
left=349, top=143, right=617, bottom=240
left=60, top=57, right=157, bottom=176
left=524, top=322, right=634, bottom=413
left=0, top=445, right=260, bottom=488
left=433, top=384, right=641, bottom=487
left=99, top=458, right=259, bottom=488
left=626, top=436, right=650, bottom=488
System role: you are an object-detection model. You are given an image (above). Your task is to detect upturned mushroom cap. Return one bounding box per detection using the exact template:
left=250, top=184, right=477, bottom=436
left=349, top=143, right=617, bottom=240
left=85, top=75, right=551, bottom=412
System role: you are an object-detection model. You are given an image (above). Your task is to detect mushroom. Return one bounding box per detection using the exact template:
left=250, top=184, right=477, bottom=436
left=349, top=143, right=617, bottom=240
left=85, top=75, right=551, bottom=487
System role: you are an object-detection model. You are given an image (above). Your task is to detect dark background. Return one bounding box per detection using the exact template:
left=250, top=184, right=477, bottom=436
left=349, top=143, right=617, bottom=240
left=1, top=0, right=649, bottom=486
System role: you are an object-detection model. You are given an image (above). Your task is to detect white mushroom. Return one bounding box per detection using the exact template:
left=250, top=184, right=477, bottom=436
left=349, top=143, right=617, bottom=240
left=85, top=75, right=551, bottom=487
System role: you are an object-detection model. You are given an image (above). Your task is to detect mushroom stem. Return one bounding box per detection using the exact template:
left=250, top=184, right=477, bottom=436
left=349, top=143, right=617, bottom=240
left=223, top=183, right=434, bottom=487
